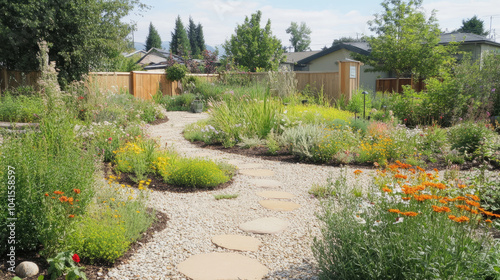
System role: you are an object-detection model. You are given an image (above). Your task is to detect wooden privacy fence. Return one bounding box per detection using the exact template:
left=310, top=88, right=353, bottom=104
left=376, top=78, right=426, bottom=93
left=1, top=68, right=41, bottom=91
left=89, top=72, right=219, bottom=100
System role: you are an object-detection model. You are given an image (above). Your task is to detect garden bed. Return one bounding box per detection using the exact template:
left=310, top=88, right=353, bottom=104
left=0, top=211, right=168, bottom=280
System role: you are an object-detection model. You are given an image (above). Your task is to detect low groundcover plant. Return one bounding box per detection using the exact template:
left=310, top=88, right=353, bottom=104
left=313, top=161, right=500, bottom=280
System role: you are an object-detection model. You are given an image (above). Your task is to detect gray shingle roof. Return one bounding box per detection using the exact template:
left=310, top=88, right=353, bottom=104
left=439, top=32, right=498, bottom=45
left=297, top=43, right=370, bottom=64
left=283, top=51, right=321, bottom=63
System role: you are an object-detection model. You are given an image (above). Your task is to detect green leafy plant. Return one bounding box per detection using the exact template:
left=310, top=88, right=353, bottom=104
left=168, top=158, right=230, bottom=188
left=448, top=121, right=495, bottom=155
left=47, top=251, right=87, bottom=280
left=214, top=194, right=239, bottom=200
left=166, top=64, right=187, bottom=81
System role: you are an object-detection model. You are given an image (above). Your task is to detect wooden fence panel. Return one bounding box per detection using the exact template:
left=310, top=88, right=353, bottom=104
left=1, top=68, right=41, bottom=91
left=295, top=72, right=340, bottom=102
left=88, top=72, right=131, bottom=94
left=376, top=78, right=426, bottom=93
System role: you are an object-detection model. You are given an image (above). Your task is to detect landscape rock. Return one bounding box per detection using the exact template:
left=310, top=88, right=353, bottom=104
left=259, top=200, right=302, bottom=211
left=15, top=261, right=39, bottom=278
left=256, top=191, right=295, bottom=199
left=239, top=217, right=289, bottom=234
left=239, top=169, right=275, bottom=177
left=212, top=234, right=262, bottom=251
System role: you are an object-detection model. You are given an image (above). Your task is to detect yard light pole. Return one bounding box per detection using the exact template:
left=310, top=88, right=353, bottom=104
left=362, top=91, right=369, bottom=119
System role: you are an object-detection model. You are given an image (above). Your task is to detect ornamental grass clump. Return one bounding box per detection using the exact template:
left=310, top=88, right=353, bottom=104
left=313, top=161, right=500, bottom=280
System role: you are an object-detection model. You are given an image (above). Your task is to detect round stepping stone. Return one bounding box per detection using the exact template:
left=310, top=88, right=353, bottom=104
left=259, top=200, right=301, bottom=211
left=237, top=163, right=264, bottom=169
left=248, top=179, right=282, bottom=188
left=178, top=252, right=268, bottom=280
left=212, top=234, right=262, bottom=251
left=239, top=169, right=275, bottom=177
left=227, top=159, right=243, bottom=165
left=239, top=217, right=289, bottom=234
left=256, top=191, right=295, bottom=199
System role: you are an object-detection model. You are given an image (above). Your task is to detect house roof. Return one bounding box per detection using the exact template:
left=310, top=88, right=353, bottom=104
left=283, top=51, right=321, bottom=63
left=297, top=42, right=370, bottom=64
left=298, top=33, right=500, bottom=65
left=439, top=32, right=500, bottom=47
left=123, top=50, right=147, bottom=58
left=136, top=48, right=183, bottom=65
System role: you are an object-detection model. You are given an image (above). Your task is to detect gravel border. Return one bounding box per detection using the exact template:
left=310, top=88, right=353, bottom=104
left=106, top=111, right=375, bottom=280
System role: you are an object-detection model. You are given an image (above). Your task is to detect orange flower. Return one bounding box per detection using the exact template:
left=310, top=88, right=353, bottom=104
left=68, top=214, right=75, bottom=218
left=388, top=209, right=401, bottom=213
left=73, top=188, right=81, bottom=194
left=448, top=215, right=456, bottom=220
left=417, top=166, right=425, bottom=172
left=466, top=200, right=480, bottom=208
left=457, top=184, right=467, bottom=189
left=433, top=168, right=438, bottom=172
left=353, top=170, right=362, bottom=175
left=54, top=191, right=64, bottom=195
left=394, top=174, right=408, bottom=180
left=51, top=197, right=56, bottom=199
left=68, top=197, right=74, bottom=205
left=438, top=199, right=448, bottom=204
left=456, top=205, right=471, bottom=211
left=382, top=187, right=392, bottom=193
left=432, top=205, right=451, bottom=213
left=453, top=216, right=470, bottom=223
left=44, top=193, right=49, bottom=197
left=485, top=219, right=493, bottom=223
left=409, top=168, right=416, bottom=174
left=59, top=196, right=68, bottom=203
left=465, top=194, right=480, bottom=201
left=471, top=209, right=478, bottom=214
left=402, top=197, right=411, bottom=201
left=402, top=211, right=418, bottom=217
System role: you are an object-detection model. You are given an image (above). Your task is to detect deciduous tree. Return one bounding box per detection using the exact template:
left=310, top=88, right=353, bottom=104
left=353, top=0, right=455, bottom=90
left=286, top=22, right=312, bottom=52
left=0, top=0, right=144, bottom=86
left=223, top=10, right=284, bottom=71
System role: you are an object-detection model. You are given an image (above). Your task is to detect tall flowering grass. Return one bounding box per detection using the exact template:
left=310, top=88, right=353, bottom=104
left=313, top=162, right=500, bottom=279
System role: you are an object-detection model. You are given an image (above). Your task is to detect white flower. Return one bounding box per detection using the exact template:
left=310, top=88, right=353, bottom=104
left=354, top=215, right=366, bottom=224
left=373, top=220, right=384, bottom=227
left=393, top=217, right=404, bottom=224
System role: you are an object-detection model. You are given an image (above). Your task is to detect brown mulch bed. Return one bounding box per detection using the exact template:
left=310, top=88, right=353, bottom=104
left=149, top=116, right=169, bottom=126
left=0, top=210, right=168, bottom=280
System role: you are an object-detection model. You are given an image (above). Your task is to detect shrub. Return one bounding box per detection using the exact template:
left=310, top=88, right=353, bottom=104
left=0, top=93, right=45, bottom=122
left=311, top=126, right=359, bottom=163
left=313, top=164, right=500, bottom=280
left=168, top=158, right=230, bottom=188
left=166, top=64, right=187, bottom=81
left=346, top=89, right=372, bottom=114
left=66, top=176, right=154, bottom=264
left=159, top=93, right=196, bottom=111
left=448, top=121, right=495, bottom=155
left=281, top=124, right=324, bottom=159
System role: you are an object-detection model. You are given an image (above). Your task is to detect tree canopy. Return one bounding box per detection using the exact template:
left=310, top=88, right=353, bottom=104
left=223, top=10, right=284, bottom=71
left=332, top=36, right=365, bottom=46
left=170, top=15, right=190, bottom=56
left=353, top=0, right=455, bottom=88
left=0, top=0, right=143, bottom=85
left=286, top=22, right=312, bottom=52
left=145, top=22, right=162, bottom=50
left=456, top=15, right=489, bottom=36
left=196, top=23, right=206, bottom=55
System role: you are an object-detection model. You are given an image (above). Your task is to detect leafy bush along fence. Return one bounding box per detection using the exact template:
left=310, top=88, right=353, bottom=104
left=313, top=164, right=500, bottom=280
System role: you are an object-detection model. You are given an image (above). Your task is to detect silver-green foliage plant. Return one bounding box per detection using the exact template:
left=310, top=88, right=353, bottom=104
left=281, top=124, right=324, bottom=158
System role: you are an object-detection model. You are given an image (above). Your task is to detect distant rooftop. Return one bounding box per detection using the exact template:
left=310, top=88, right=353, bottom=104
left=284, top=51, right=321, bottom=63
left=439, top=32, right=500, bottom=47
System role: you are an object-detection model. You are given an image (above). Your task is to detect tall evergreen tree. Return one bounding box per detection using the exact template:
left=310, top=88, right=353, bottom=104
left=170, top=15, right=190, bottom=56
left=145, top=22, right=162, bottom=51
left=196, top=23, right=206, bottom=54
left=187, top=17, right=200, bottom=56
left=456, top=15, right=489, bottom=36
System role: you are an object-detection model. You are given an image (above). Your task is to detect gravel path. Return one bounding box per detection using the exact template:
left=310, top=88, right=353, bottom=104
left=107, top=111, right=374, bottom=280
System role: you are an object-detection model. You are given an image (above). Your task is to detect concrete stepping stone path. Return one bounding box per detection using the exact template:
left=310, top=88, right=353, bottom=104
left=259, top=200, right=301, bottom=211
left=211, top=234, right=262, bottom=251
left=239, top=169, right=275, bottom=177
left=177, top=252, right=268, bottom=280
left=248, top=179, right=282, bottom=188
left=239, top=217, right=289, bottom=234
left=256, top=191, right=295, bottom=199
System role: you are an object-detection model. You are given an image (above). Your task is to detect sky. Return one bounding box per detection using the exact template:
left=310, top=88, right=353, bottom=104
left=124, top=0, right=500, bottom=50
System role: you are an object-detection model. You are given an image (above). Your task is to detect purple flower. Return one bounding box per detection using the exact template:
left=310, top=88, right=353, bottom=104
left=492, top=88, right=496, bottom=92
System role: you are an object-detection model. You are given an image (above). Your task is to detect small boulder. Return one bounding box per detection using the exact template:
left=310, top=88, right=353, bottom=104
left=15, top=261, right=39, bottom=278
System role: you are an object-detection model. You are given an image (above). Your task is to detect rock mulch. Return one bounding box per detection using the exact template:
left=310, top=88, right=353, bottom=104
left=106, top=111, right=374, bottom=280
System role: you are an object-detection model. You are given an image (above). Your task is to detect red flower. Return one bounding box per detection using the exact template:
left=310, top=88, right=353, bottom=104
left=108, top=137, right=112, bottom=141
left=404, top=118, right=407, bottom=122
left=72, top=253, right=80, bottom=263
left=78, top=96, right=84, bottom=100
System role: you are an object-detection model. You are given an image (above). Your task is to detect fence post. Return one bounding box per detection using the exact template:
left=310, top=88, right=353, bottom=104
left=130, top=71, right=136, bottom=97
